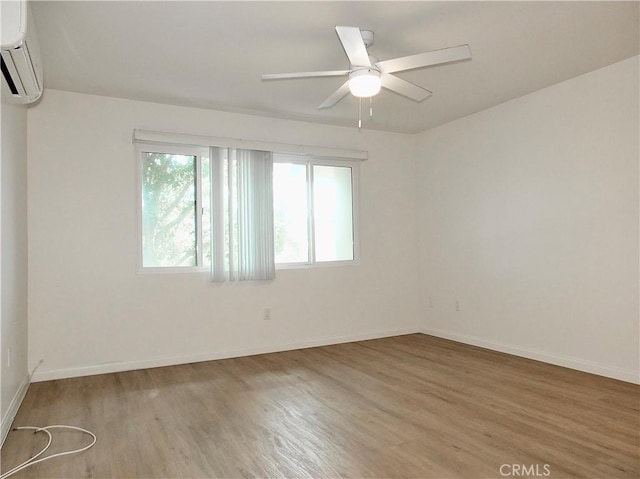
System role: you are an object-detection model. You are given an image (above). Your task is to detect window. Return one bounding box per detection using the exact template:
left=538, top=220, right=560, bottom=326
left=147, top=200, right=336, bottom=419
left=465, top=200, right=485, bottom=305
left=137, top=145, right=210, bottom=271
left=273, top=155, right=359, bottom=266
left=137, top=145, right=359, bottom=273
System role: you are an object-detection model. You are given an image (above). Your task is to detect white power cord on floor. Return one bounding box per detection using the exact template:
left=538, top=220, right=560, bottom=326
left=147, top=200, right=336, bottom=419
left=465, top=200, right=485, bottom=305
left=0, top=425, right=96, bottom=479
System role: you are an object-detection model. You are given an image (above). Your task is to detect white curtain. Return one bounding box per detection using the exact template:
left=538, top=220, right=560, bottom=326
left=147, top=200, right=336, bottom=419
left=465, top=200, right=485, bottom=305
left=210, top=147, right=275, bottom=282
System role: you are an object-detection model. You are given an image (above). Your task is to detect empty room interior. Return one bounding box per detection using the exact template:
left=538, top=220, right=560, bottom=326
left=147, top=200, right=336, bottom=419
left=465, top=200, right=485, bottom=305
left=1, top=1, right=639, bottom=478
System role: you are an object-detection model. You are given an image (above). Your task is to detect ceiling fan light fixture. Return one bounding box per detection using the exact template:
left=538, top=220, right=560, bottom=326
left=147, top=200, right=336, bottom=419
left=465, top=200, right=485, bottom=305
left=348, top=69, right=382, bottom=98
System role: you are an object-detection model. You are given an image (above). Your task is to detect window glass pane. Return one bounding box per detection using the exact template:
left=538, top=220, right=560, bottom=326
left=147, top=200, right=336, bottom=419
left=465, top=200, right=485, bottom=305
left=141, top=152, right=196, bottom=267
left=201, top=156, right=211, bottom=265
left=313, top=165, right=354, bottom=262
left=273, top=162, right=309, bottom=263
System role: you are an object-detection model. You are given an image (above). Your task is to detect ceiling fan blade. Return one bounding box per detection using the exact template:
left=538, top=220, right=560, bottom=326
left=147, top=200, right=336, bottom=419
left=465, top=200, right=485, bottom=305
left=262, top=70, right=350, bottom=80
left=377, top=44, right=471, bottom=74
left=318, top=81, right=351, bottom=109
left=335, top=26, right=371, bottom=67
left=381, top=73, right=432, bottom=102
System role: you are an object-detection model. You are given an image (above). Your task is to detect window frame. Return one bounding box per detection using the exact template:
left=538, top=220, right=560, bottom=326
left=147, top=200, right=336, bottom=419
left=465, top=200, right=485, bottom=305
left=273, top=154, right=361, bottom=269
left=135, top=143, right=209, bottom=274
left=135, top=144, right=361, bottom=274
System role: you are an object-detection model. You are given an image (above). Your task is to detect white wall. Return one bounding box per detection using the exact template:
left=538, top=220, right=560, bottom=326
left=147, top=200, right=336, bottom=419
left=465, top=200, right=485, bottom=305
left=25, top=59, right=639, bottom=384
left=27, top=90, right=422, bottom=381
left=417, top=57, right=640, bottom=383
left=0, top=97, right=30, bottom=443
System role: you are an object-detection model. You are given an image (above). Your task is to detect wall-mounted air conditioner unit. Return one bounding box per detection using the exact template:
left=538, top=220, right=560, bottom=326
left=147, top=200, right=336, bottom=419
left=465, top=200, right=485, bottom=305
left=1, top=0, right=43, bottom=104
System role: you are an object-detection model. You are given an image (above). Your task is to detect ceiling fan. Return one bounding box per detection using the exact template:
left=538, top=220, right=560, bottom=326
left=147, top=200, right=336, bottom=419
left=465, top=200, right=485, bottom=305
left=262, top=26, right=472, bottom=122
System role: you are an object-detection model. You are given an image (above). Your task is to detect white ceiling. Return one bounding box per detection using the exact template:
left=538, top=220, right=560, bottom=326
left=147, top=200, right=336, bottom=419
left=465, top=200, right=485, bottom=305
left=31, top=1, right=639, bottom=134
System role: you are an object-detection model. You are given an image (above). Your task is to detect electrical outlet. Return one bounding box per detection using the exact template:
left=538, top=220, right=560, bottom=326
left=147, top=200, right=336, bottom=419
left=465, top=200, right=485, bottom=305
left=455, top=300, right=460, bottom=312
left=263, top=308, right=272, bottom=320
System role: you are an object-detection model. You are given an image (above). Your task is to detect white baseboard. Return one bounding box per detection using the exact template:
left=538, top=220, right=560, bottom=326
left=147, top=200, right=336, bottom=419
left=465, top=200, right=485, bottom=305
left=1, top=373, right=30, bottom=447
left=31, top=327, right=421, bottom=382
left=421, top=327, right=640, bottom=384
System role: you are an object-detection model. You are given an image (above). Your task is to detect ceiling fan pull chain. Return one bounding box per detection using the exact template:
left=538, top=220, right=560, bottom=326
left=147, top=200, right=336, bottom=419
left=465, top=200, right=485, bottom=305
left=358, top=97, right=362, bottom=129
left=370, top=97, right=373, bottom=118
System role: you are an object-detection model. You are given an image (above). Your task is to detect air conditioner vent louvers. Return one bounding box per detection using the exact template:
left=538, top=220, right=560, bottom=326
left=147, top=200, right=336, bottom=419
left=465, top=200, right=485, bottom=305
left=1, top=56, right=19, bottom=95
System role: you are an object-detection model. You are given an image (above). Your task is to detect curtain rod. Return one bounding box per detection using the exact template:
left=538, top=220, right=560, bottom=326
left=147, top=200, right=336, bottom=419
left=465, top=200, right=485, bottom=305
left=132, top=129, right=368, bottom=161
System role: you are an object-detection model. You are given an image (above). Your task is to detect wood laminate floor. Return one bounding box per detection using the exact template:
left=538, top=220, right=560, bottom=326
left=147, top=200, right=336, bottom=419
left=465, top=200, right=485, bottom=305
left=1, top=334, right=638, bottom=478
